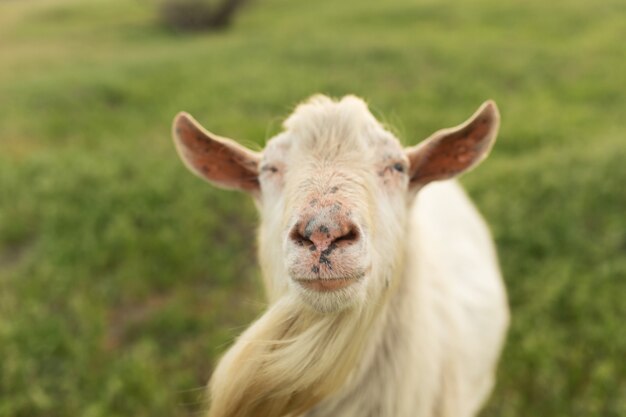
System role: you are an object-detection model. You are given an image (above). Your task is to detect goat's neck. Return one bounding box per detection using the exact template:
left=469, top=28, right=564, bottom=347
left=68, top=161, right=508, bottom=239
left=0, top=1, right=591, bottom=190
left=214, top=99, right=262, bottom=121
left=305, top=227, right=427, bottom=416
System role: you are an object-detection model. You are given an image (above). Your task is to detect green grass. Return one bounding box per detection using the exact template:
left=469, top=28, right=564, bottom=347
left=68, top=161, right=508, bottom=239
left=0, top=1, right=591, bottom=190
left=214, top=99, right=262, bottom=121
left=0, top=0, right=624, bottom=416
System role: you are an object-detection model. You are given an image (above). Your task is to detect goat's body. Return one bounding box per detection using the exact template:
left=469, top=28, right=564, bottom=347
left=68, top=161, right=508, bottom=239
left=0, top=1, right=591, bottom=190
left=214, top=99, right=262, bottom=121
left=304, top=180, right=509, bottom=417
left=174, top=96, right=507, bottom=417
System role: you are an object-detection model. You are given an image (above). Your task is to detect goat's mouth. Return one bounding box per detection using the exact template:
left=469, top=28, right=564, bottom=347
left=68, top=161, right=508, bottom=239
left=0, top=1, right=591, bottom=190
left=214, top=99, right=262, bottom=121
left=294, top=275, right=363, bottom=292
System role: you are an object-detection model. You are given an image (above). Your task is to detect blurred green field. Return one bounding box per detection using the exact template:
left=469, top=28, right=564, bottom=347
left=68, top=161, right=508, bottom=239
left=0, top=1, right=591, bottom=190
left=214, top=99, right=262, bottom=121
left=0, top=0, right=625, bottom=416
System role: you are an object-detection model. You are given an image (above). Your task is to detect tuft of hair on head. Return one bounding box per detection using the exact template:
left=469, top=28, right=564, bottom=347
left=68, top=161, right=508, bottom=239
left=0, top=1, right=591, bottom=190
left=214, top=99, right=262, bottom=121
left=282, top=95, right=383, bottom=160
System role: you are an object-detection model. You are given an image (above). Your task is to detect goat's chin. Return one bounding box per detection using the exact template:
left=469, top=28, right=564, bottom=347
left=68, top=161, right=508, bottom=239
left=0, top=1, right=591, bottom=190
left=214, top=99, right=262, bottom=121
left=291, top=276, right=368, bottom=313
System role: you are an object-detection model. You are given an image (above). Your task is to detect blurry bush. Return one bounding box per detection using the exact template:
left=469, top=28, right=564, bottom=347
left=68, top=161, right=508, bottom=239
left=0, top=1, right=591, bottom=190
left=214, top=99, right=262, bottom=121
left=158, top=0, right=248, bottom=31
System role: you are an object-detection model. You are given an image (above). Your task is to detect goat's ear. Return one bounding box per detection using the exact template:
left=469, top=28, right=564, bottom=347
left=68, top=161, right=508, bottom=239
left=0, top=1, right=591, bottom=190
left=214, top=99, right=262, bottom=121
left=172, top=112, right=261, bottom=194
left=405, top=100, right=500, bottom=189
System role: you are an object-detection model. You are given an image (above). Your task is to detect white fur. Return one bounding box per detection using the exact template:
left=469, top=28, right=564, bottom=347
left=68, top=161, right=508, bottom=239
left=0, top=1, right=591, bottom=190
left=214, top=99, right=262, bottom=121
left=304, top=180, right=509, bottom=417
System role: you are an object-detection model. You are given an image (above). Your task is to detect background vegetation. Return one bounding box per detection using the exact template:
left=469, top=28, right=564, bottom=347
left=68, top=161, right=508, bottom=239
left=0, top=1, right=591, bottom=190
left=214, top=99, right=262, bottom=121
left=0, top=0, right=624, bottom=416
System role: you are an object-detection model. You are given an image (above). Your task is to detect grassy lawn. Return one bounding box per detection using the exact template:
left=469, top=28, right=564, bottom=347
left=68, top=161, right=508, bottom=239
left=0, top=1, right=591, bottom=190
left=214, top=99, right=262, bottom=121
left=0, top=0, right=624, bottom=416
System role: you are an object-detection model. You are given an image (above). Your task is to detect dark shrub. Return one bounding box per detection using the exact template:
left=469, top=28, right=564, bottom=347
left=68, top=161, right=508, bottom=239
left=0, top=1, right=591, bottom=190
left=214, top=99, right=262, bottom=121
left=159, top=0, right=248, bottom=31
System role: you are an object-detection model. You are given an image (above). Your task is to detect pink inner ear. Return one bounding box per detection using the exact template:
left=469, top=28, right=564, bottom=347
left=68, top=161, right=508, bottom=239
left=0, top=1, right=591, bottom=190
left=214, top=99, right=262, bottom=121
left=174, top=113, right=260, bottom=192
left=408, top=102, right=498, bottom=187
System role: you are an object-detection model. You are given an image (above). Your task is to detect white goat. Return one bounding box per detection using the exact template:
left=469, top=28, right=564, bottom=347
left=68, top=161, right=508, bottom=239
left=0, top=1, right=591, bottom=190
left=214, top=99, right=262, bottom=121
left=172, top=95, right=509, bottom=417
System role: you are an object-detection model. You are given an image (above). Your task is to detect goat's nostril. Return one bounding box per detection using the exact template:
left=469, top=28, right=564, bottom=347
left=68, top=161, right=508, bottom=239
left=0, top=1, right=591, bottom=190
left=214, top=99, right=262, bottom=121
left=289, top=227, right=315, bottom=249
left=334, top=225, right=360, bottom=247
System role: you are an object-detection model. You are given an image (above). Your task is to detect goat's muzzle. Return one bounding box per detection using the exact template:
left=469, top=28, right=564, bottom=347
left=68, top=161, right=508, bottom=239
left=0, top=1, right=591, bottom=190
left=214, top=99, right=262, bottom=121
left=287, top=204, right=366, bottom=292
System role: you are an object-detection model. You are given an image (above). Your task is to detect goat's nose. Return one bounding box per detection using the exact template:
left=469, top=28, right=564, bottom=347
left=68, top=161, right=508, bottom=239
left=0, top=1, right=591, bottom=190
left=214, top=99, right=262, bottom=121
left=289, top=218, right=360, bottom=252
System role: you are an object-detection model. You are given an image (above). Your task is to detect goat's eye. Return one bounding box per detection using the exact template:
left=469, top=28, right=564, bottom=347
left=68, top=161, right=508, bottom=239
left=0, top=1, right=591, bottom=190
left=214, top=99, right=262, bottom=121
left=260, top=164, right=279, bottom=174
left=392, top=163, right=405, bottom=173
